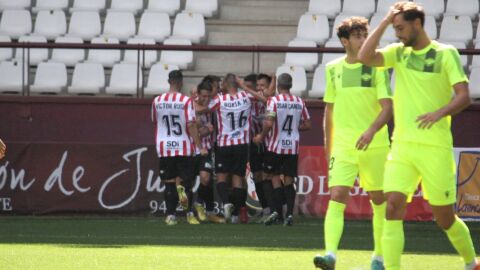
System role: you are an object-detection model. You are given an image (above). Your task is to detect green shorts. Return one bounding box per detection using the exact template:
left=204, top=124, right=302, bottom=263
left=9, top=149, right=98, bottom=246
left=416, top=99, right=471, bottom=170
left=328, top=146, right=389, bottom=191
left=383, top=142, right=456, bottom=206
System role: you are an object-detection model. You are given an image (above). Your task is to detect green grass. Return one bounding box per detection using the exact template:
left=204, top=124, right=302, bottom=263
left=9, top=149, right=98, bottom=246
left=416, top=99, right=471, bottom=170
left=0, top=216, right=479, bottom=270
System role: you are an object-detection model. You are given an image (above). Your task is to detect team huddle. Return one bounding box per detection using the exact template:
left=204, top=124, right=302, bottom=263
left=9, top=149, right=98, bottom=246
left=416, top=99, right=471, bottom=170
left=151, top=70, right=311, bottom=226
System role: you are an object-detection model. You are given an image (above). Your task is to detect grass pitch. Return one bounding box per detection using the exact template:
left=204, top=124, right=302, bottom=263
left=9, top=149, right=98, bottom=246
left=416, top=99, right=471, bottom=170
left=1, top=216, right=479, bottom=270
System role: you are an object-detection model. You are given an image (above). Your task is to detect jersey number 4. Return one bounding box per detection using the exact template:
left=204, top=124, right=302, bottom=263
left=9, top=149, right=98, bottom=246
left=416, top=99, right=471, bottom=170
left=282, top=115, right=293, bottom=135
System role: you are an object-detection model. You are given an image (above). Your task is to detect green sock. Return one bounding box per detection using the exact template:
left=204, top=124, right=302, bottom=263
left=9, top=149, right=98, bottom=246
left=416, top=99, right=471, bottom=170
left=445, top=216, right=476, bottom=265
left=382, top=220, right=403, bottom=270
left=324, top=200, right=346, bottom=255
left=371, top=201, right=386, bottom=257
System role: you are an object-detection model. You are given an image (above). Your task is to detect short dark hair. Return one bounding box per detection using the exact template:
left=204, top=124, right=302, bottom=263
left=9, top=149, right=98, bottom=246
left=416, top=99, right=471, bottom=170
left=257, top=73, right=272, bottom=84
left=277, top=73, right=292, bottom=90
left=244, top=73, right=257, bottom=85
left=202, top=75, right=221, bottom=84
left=393, top=1, right=425, bottom=26
left=197, top=81, right=212, bottom=93
left=336, top=16, right=369, bottom=40
left=224, top=73, right=237, bottom=89
left=168, top=70, right=183, bottom=85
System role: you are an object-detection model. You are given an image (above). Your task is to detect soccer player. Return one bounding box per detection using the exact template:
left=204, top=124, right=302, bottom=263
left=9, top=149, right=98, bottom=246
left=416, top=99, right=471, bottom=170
left=313, top=17, right=393, bottom=270
left=151, top=70, right=206, bottom=225
left=209, top=73, right=266, bottom=223
left=358, top=2, right=479, bottom=270
left=0, top=139, right=5, bottom=160
left=253, top=73, right=311, bottom=226
left=192, top=81, right=226, bottom=224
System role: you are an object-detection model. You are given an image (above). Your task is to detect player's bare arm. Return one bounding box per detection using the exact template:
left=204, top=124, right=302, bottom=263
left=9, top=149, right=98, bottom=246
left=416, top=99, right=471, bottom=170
left=356, top=98, right=393, bottom=150
left=0, top=139, right=5, bottom=160
left=265, top=74, right=276, bottom=97
left=299, top=119, right=312, bottom=131
left=323, top=103, right=333, bottom=162
left=416, top=82, right=471, bottom=129
left=236, top=76, right=267, bottom=103
left=187, top=121, right=208, bottom=156
left=254, top=115, right=274, bottom=145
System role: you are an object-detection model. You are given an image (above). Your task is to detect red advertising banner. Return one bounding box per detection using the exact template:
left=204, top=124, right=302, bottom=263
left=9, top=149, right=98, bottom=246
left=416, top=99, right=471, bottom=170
left=455, top=148, right=480, bottom=220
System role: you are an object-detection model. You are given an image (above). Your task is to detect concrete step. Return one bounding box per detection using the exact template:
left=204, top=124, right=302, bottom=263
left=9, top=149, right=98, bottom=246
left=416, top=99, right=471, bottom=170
left=207, top=31, right=296, bottom=46
left=219, top=3, right=307, bottom=22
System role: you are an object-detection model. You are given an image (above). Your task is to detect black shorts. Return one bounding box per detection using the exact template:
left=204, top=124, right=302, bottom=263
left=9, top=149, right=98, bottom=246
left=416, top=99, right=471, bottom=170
left=249, top=142, right=265, bottom=173
left=158, top=156, right=196, bottom=184
left=194, top=150, right=213, bottom=175
left=263, top=151, right=298, bottom=177
left=215, top=144, right=249, bottom=177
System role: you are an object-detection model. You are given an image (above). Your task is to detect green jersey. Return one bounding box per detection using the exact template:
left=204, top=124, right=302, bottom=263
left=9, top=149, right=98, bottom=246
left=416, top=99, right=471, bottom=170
left=324, top=56, right=392, bottom=151
left=379, top=40, right=468, bottom=148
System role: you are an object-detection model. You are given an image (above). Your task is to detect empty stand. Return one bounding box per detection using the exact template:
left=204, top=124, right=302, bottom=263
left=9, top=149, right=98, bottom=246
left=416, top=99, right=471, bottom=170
left=68, top=62, right=105, bottom=95
left=50, top=36, right=85, bottom=67
left=34, top=10, right=67, bottom=40
left=0, top=61, right=27, bottom=93
left=469, top=67, right=480, bottom=99
left=67, top=11, right=101, bottom=41
left=439, top=15, right=473, bottom=45
left=32, top=0, right=69, bottom=13
left=413, top=0, right=444, bottom=19
left=296, top=14, right=329, bottom=45
left=70, top=0, right=106, bottom=13
left=341, top=0, right=375, bottom=17
left=172, top=12, right=206, bottom=44
left=284, top=39, right=318, bottom=71
left=0, top=35, right=12, bottom=61
left=0, top=9, right=32, bottom=39
left=106, top=63, right=143, bottom=95
left=15, top=35, right=48, bottom=65
left=146, top=0, right=180, bottom=16
left=307, top=0, right=341, bottom=19
left=185, top=0, right=218, bottom=18
left=145, top=63, right=179, bottom=95
left=136, top=11, right=171, bottom=42
left=160, top=38, right=193, bottom=69
left=322, top=40, right=343, bottom=64
left=102, top=11, right=136, bottom=42
left=445, top=0, right=479, bottom=19
left=276, top=65, right=307, bottom=96
left=0, top=0, right=30, bottom=10
left=30, top=62, right=67, bottom=94
left=309, top=64, right=326, bottom=98
left=109, top=0, right=143, bottom=15
left=87, top=37, right=121, bottom=67
left=123, top=37, right=157, bottom=67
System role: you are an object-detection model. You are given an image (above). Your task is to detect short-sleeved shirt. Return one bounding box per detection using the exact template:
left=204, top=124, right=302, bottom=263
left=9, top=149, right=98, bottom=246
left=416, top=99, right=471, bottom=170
left=324, top=56, right=392, bottom=151
left=379, top=41, right=468, bottom=149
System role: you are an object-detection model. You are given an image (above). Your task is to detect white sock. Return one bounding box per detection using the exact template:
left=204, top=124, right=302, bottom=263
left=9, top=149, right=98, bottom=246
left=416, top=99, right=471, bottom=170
left=465, top=259, right=478, bottom=270
left=372, top=255, right=383, bottom=263
left=326, top=252, right=336, bottom=260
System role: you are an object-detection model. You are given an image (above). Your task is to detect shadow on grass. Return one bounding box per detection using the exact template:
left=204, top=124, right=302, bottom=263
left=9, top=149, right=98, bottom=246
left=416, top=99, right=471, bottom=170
left=1, top=216, right=479, bottom=255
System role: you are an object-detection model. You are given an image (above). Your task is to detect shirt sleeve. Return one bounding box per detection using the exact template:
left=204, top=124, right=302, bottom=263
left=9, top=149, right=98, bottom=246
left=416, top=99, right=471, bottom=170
left=322, top=64, right=336, bottom=103
left=185, top=98, right=196, bottom=123
left=443, top=47, right=469, bottom=86
left=265, top=97, right=276, bottom=118
left=208, top=95, right=220, bottom=111
left=374, top=68, right=393, bottom=100
left=301, top=100, right=310, bottom=121
left=378, top=43, right=403, bottom=69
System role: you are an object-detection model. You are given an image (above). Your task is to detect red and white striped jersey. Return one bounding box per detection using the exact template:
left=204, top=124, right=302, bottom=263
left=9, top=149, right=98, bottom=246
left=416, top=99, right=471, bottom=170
left=196, top=112, right=213, bottom=154
left=209, top=90, right=255, bottom=147
left=265, top=93, right=310, bottom=155
left=251, top=94, right=265, bottom=137
left=151, top=92, right=196, bottom=157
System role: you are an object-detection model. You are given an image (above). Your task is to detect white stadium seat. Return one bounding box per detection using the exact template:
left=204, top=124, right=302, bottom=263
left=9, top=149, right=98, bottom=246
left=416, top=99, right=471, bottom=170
left=147, top=0, right=180, bottom=16
left=436, top=41, right=467, bottom=68
left=123, top=37, right=157, bottom=67
left=0, top=9, right=32, bottom=39
left=468, top=67, right=480, bottom=99
left=322, top=40, right=342, bottom=64
left=102, top=11, right=136, bottom=42
left=424, top=15, right=437, bottom=40
left=276, top=65, right=307, bottom=96
left=34, top=10, right=67, bottom=40
left=307, top=0, right=341, bottom=19
left=70, top=0, right=106, bottom=12
left=109, top=0, right=143, bottom=15
left=296, top=14, right=329, bottom=45
left=172, top=12, right=206, bottom=44
left=0, top=35, right=13, bottom=61
left=413, top=0, right=444, bottom=19
left=370, top=14, right=397, bottom=43
left=32, top=0, right=69, bottom=13
left=160, top=38, right=193, bottom=69
left=445, top=0, right=479, bottom=19
left=51, top=36, right=85, bottom=67
left=145, top=63, right=179, bottom=95
left=185, top=0, right=218, bottom=18
left=439, top=15, right=473, bottom=46
left=284, top=39, right=318, bottom=71
left=30, top=62, right=67, bottom=94
left=341, top=0, right=375, bottom=17
left=67, top=11, right=101, bottom=41
left=136, top=11, right=171, bottom=42
left=309, top=64, right=326, bottom=98
left=0, top=61, right=27, bottom=92
left=68, top=63, right=105, bottom=95
left=376, top=0, right=399, bottom=15
left=15, top=35, right=48, bottom=65
left=333, top=14, right=351, bottom=29
left=88, top=37, right=121, bottom=67
left=0, top=0, right=30, bottom=10
left=106, top=63, right=143, bottom=95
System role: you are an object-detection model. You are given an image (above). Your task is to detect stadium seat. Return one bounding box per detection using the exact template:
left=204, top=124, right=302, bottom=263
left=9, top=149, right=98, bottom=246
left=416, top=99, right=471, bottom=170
left=307, top=0, right=341, bottom=19
left=185, top=0, right=218, bottom=18
left=445, top=0, right=479, bottom=19
left=32, top=0, right=69, bottom=13
left=424, top=15, right=437, bottom=40
left=144, top=63, right=179, bottom=95
left=68, top=62, right=105, bottom=95
left=471, top=43, right=480, bottom=69
left=322, top=40, right=343, bottom=64
left=67, top=11, right=101, bottom=41
left=123, top=37, right=157, bottom=67
left=309, top=64, right=326, bottom=98
left=70, top=0, right=106, bottom=13
left=468, top=67, right=480, bottom=99
left=0, top=61, right=27, bottom=92
left=87, top=37, right=121, bottom=67
left=15, top=35, right=48, bottom=65
left=136, top=11, right=171, bottom=42
left=160, top=38, right=193, bottom=69
left=33, top=10, right=67, bottom=40
left=146, top=0, right=180, bottom=16
left=436, top=41, right=468, bottom=67
left=50, top=36, right=85, bottom=67
left=376, top=0, right=399, bottom=15
left=0, top=0, right=30, bottom=10
left=106, top=63, right=143, bottom=95
left=473, top=22, right=480, bottom=46
left=276, top=65, right=307, bottom=96
left=108, top=0, right=143, bottom=15
left=296, top=14, right=329, bottom=45
left=439, top=15, right=473, bottom=46
left=0, top=35, right=13, bottom=61
left=172, top=12, right=206, bottom=44
left=412, top=0, right=444, bottom=19
left=0, top=9, right=32, bottom=39
left=370, top=14, right=397, bottom=42
left=30, top=62, right=67, bottom=94
left=284, top=39, right=318, bottom=71
left=340, top=0, right=375, bottom=17
left=102, top=11, right=136, bottom=42
left=332, top=14, right=351, bottom=30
